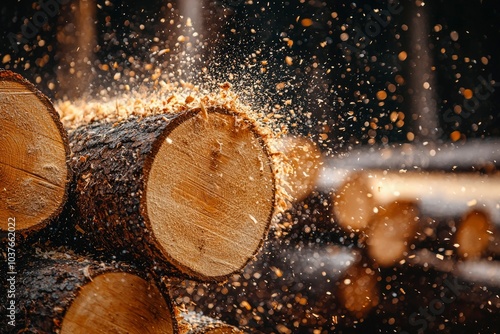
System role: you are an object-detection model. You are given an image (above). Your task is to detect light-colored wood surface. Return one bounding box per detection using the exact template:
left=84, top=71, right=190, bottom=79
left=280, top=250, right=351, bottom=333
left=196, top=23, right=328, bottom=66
left=456, top=210, right=494, bottom=259
left=366, top=201, right=419, bottom=267
left=0, top=71, right=69, bottom=231
left=147, top=111, right=275, bottom=278
left=61, top=272, right=174, bottom=334
left=333, top=170, right=500, bottom=231
left=338, top=264, right=380, bottom=320
left=273, top=136, right=321, bottom=202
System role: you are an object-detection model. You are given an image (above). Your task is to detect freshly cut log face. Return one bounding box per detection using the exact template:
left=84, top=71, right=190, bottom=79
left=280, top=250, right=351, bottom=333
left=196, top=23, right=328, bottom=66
left=61, top=272, right=174, bottom=333
left=274, top=135, right=321, bottom=202
left=366, top=201, right=419, bottom=267
left=456, top=210, right=493, bottom=259
left=1, top=256, right=175, bottom=334
left=332, top=173, right=376, bottom=231
left=70, top=106, right=275, bottom=280
left=0, top=70, right=70, bottom=234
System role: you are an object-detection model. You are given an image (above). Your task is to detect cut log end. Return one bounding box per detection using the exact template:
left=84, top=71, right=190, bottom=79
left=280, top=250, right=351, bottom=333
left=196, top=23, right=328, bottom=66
left=456, top=210, right=493, bottom=260
left=61, top=272, right=174, bottom=334
left=366, top=201, right=419, bottom=267
left=3, top=255, right=176, bottom=333
left=338, top=264, right=380, bottom=320
left=275, top=136, right=322, bottom=202
left=333, top=173, right=375, bottom=231
left=145, top=108, right=275, bottom=279
left=0, top=70, right=70, bottom=232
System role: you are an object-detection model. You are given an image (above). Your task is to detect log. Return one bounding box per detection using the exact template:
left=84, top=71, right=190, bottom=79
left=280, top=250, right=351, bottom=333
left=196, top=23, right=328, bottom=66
left=337, top=262, right=380, bottom=320
left=365, top=201, right=420, bottom=267
left=333, top=170, right=500, bottom=231
left=0, top=70, right=71, bottom=237
left=0, top=252, right=176, bottom=333
left=273, top=136, right=321, bottom=202
left=455, top=209, right=495, bottom=260
left=68, top=106, right=275, bottom=281
left=177, top=311, right=242, bottom=334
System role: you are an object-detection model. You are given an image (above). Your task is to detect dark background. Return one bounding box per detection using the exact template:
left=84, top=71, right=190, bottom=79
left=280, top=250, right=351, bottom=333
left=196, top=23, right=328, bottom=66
left=1, top=0, right=500, bottom=153
left=2, top=1, right=500, bottom=332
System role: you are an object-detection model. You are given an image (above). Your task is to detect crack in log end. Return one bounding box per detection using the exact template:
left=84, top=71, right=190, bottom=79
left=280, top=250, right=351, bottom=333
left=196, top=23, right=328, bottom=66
left=146, top=109, right=275, bottom=279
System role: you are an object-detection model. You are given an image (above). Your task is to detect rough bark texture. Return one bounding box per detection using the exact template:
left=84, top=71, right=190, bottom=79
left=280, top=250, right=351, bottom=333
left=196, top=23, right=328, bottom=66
left=0, top=70, right=71, bottom=239
left=68, top=112, right=189, bottom=274
left=0, top=253, right=176, bottom=333
left=68, top=107, right=274, bottom=281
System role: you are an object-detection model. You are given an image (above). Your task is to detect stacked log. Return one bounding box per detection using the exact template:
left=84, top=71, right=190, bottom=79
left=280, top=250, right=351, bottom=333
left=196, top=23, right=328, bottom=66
left=0, top=251, right=176, bottom=333
left=0, top=71, right=275, bottom=332
left=331, top=170, right=500, bottom=263
left=67, top=105, right=275, bottom=280
left=2, top=70, right=500, bottom=333
left=332, top=170, right=500, bottom=232
left=0, top=70, right=71, bottom=240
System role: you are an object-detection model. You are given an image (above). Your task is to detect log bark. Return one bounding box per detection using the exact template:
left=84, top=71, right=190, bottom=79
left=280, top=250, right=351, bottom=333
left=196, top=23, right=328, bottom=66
left=0, top=253, right=176, bottom=333
left=0, top=70, right=71, bottom=238
left=68, top=107, right=275, bottom=281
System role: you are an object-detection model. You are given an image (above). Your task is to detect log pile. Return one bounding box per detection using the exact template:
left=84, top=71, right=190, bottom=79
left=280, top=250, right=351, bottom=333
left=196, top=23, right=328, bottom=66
left=165, top=138, right=500, bottom=333
left=68, top=106, right=275, bottom=280
left=0, top=70, right=276, bottom=333
left=169, top=189, right=500, bottom=333
left=1, top=251, right=176, bottom=333
left=1, top=71, right=499, bottom=333
left=0, top=70, right=71, bottom=240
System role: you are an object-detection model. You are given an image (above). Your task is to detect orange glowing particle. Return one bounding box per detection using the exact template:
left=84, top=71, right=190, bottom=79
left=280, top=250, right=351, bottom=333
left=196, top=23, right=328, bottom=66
left=376, top=90, right=388, bottom=100
left=450, top=131, right=461, bottom=142
left=398, top=51, right=408, bottom=61
left=390, top=111, right=398, bottom=122
left=463, top=89, right=473, bottom=99
left=301, top=18, right=313, bottom=27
